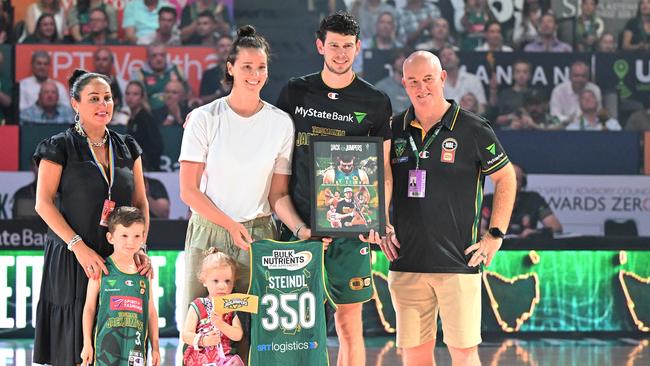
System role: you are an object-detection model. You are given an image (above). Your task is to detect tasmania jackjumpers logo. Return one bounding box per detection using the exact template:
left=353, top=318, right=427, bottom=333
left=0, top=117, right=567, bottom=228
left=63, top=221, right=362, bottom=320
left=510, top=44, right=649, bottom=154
left=394, top=138, right=406, bottom=157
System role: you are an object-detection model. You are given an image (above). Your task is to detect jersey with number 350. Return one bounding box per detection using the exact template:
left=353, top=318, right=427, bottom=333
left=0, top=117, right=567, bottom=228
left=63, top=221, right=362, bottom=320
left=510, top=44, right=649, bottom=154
left=247, top=239, right=332, bottom=366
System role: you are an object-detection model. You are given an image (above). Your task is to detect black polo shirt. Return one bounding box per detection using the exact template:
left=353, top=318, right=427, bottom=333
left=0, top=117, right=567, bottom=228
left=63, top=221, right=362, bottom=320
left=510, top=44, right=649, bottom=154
left=390, top=101, right=509, bottom=273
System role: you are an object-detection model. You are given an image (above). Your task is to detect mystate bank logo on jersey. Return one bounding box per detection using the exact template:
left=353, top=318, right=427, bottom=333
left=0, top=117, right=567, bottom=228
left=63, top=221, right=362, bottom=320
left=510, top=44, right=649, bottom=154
left=262, top=250, right=312, bottom=271
left=295, top=106, right=367, bottom=124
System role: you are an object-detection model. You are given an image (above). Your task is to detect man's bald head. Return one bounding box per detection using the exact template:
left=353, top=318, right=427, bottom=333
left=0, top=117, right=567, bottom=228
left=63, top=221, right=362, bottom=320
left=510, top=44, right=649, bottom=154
left=402, top=51, right=447, bottom=108
left=402, top=51, right=442, bottom=77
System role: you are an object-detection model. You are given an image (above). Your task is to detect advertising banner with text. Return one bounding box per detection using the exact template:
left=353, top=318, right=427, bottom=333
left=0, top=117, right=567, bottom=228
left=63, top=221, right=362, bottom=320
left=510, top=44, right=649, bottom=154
left=486, top=174, right=650, bottom=235
left=16, top=45, right=216, bottom=97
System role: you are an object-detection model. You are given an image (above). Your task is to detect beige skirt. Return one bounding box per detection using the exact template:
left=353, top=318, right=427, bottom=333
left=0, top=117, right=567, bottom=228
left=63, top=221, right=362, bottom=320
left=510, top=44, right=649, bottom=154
left=181, top=213, right=276, bottom=320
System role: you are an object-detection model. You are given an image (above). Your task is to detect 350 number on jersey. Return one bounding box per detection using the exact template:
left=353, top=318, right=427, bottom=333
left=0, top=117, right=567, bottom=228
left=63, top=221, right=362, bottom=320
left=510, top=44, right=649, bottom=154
left=261, top=292, right=316, bottom=331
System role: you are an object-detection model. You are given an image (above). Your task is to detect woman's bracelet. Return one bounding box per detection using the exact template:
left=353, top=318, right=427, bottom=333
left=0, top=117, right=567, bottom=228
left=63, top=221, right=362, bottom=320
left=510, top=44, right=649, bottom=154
left=67, top=235, right=82, bottom=251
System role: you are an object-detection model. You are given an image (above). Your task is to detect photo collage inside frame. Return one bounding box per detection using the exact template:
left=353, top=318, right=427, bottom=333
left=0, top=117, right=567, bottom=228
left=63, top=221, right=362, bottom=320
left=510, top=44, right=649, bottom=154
left=311, top=137, right=385, bottom=237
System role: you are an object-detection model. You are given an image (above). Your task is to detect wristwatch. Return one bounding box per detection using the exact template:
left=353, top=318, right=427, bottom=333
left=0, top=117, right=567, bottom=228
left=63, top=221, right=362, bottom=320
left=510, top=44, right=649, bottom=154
left=488, top=227, right=506, bottom=239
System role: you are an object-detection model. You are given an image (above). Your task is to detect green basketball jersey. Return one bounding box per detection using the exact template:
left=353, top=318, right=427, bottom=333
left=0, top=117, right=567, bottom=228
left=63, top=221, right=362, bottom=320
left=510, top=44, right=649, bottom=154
left=94, top=257, right=150, bottom=366
left=247, top=239, right=332, bottom=366
left=138, top=65, right=183, bottom=110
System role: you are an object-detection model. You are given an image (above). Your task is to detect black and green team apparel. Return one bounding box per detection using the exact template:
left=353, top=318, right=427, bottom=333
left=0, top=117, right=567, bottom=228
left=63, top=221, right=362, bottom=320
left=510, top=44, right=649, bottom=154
left=276, top=72, right=392, bottom=304
left=94, top=257, right=150, bottom=366
left=247, top=239, right=332, bottom=366
left=390, top=101, right=510, bottom=274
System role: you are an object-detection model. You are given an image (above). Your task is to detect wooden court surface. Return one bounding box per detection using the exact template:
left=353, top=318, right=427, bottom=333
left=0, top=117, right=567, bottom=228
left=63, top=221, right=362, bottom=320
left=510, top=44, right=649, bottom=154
left=14, top=335, right=649, bottom=365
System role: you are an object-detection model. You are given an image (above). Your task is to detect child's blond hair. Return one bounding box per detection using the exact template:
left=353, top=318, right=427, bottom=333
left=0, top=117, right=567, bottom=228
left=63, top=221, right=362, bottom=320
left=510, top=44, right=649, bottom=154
left=197, top=247, right=238, bottom=283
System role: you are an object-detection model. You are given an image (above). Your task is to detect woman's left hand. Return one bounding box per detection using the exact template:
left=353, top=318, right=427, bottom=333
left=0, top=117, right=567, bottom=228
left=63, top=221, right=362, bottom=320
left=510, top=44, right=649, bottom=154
left=134, top=250, right=153, bottom=278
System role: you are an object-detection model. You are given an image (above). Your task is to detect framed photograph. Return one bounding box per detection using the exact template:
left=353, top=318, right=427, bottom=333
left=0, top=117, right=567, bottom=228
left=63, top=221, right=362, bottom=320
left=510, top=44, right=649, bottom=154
left=309, top=136, right=386, bottom=237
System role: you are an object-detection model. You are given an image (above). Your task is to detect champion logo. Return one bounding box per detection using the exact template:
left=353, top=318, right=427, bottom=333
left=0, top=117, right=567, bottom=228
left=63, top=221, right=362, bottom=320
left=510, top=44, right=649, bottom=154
left=360, top=247, right=369, bottom=255
left=327, top=92, right=339, bottom=100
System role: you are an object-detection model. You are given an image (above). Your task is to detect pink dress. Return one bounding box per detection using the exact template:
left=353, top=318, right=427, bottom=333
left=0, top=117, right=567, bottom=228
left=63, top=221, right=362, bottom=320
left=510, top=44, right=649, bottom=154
left=183, top=297, right=243, bottom=366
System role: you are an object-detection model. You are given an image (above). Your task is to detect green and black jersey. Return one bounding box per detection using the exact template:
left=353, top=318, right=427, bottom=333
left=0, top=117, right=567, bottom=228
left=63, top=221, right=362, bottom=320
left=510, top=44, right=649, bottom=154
left=390, top=101, right=509, bottom=274
left=276, top=72, right=392, bottom=222
left=94, top=257, right=150, bottom=366
left=247, top=239, right=332, bottom=366
left=136, top=65, right=184, bottom=110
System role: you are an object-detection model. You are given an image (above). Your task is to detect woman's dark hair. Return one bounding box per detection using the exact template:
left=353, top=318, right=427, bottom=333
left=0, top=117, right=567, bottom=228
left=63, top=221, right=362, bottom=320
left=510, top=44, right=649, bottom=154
left=34, top=13, right=58, bottom=42
left=316, top=11, right=360, bottom=42
left=224, top=25, right=270, bottom=86
left=68, top=69, right=111, bottom=101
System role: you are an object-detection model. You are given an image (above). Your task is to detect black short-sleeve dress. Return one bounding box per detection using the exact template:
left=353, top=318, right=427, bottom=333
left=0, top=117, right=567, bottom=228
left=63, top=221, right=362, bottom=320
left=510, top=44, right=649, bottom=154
left=32, top=127, right=142, bottom=366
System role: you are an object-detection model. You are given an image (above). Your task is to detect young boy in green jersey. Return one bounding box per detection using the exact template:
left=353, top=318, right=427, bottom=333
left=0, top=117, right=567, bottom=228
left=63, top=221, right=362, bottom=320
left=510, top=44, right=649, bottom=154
left=81, top=207, right=160, bottom=366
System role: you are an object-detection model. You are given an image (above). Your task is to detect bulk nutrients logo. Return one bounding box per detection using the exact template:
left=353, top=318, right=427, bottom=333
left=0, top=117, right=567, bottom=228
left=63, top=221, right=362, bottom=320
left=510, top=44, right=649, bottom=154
left=262, top=250, right=312, bottom=271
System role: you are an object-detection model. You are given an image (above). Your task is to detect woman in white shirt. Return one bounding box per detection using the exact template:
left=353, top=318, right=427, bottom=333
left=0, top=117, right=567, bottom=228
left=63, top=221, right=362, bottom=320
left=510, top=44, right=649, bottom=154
left=179, top=25, right=307, bottom=318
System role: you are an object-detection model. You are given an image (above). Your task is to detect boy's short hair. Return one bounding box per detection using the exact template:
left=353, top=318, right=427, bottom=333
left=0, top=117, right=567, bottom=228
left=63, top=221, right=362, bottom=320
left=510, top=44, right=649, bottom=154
left=107, top=206, right=145, bottom=233
left=316, top=11, right=360, bottom=42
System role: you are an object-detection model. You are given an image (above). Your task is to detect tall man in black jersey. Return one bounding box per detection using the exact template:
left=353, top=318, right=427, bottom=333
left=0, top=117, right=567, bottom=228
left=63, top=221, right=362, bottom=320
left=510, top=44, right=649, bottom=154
left=380, top=51, right=516, bottom=366
left=276, top=12, right=393, bottom=366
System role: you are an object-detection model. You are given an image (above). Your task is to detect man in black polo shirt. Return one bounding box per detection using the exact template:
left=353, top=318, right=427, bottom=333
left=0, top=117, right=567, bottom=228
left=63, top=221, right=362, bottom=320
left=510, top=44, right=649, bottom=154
left=276, top=12, right=393, bottom=366
left=380, top=51, right=516, bottom=366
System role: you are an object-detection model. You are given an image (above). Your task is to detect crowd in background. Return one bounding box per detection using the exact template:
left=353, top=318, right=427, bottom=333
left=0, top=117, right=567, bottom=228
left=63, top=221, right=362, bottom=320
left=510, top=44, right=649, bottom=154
left=1, top=0, right=650, bottom=174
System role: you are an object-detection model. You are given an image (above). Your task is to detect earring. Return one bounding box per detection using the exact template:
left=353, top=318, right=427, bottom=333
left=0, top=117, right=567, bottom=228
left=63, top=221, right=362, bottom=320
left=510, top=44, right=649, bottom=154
left=74, top=112, right=80, bottom=123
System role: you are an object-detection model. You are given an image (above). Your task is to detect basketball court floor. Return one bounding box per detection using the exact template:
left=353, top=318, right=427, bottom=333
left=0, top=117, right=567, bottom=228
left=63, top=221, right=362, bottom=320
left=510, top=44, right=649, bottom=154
left=5, top=335, right=648, bottom=365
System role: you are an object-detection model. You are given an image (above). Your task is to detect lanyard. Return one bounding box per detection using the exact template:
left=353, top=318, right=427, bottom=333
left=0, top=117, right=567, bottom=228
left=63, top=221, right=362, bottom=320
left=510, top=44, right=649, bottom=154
left=408, top=124, right=443, bottom=169
left=87, top=131, right=115, bottom=199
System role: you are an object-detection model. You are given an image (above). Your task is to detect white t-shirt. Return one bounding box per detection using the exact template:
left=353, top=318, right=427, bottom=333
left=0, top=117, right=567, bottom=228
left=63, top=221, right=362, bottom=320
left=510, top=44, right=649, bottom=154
left=179, top=97, right=294, bottom=222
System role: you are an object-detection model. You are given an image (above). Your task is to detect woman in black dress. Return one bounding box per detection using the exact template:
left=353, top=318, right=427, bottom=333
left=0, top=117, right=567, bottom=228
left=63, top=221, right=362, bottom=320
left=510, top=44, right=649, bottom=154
left=32, top=69, right=151, bottom=365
